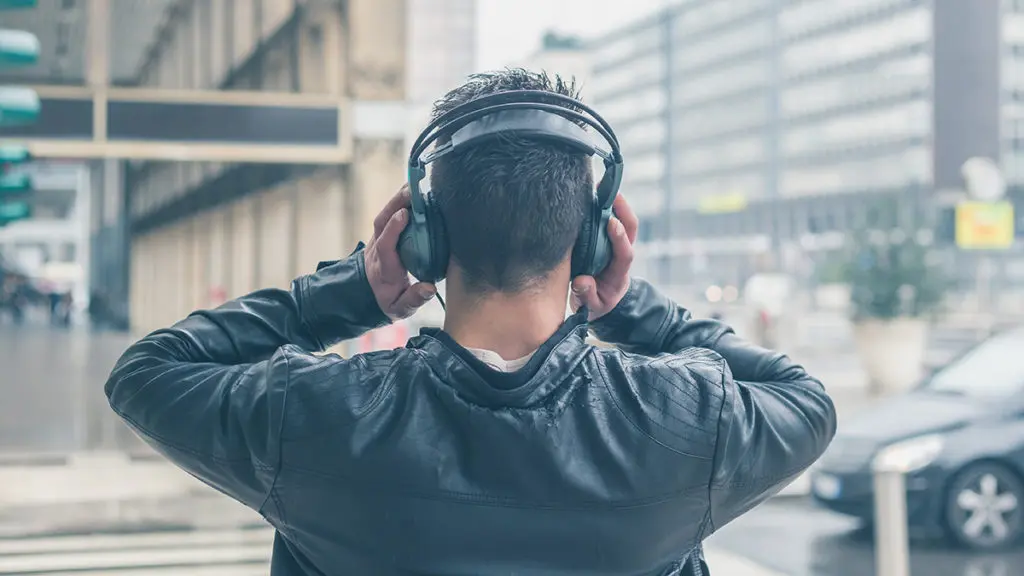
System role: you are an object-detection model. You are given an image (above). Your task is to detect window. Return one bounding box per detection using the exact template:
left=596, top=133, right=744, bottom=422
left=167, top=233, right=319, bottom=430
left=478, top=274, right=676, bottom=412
left=672, top=0, right=767, bottom=36
left=677, top=137, right=765, bottom=174
left=591, top=54, right=666, bottom=99
left=1005, top=12, right=1024, bottom=44
left=596, top=87, right=668, bottom=122
left=783, top=8, right=930, bottom=77
left=780, top=145, right=931, bottom=196
left=674, top=58, right=770, bottom=105
left=781, top=53, right=930, bottom=117
left=629, top=188, right=667, bottom=217
left=1003, top=55, right=1024, bottom=91
left=783, top=100, right=931, bottom=156
left=924, top=330, right=1024, bottom=398
left=626, top=154, right=666, bottom=182
left=674, top=18, right=772, bottom=70
left=677, top=171, right=766, bottom=206
left=779, top=0, right=911, bottom=38
left=618, top=118, right=667, bottom=153
left=675, top=95, right=769, bottom=140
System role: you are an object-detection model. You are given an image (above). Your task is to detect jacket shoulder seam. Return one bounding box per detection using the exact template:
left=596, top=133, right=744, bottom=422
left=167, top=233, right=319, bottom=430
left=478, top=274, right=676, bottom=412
left=592, top=354, right=713, bottom=461
left=258, top=348, right=292, bottom=516
left=706, top=355, right=730, bottom=534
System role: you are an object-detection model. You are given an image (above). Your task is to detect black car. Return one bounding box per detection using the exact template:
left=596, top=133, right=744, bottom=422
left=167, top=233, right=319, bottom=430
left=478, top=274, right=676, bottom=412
left=811, top=327, right=1024, bottom=550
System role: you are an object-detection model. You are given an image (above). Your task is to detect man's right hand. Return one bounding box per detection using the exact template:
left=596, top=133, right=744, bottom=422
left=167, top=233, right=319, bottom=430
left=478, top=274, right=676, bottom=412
left=570, top=194, right=638, bottom=320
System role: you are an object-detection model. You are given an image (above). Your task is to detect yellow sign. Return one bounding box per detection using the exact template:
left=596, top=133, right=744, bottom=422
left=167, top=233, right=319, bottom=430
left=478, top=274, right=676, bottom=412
left=955, top=200, right=1015, bottom=249
left=697, top=192, right=747, bottom=214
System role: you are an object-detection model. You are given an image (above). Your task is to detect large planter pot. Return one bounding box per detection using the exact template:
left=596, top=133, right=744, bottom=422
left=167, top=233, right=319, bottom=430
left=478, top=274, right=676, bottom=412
left=852, top=318, right=929, bottom=396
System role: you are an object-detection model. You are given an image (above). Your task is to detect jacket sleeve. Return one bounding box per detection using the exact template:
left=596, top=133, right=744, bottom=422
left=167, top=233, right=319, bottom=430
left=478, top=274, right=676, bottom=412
left=104, top=251, right=389, bottom=510
left=590, top=278, right=837, bottom=531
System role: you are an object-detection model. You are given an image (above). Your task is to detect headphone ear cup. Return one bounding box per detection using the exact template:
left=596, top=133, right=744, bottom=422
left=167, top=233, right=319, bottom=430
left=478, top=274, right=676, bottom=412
left=589, top=209, right=613, bottom=276
left=397, top=216, right=433, bottom=283
left=571, top=201, right=599, bottom=278
left=426, top=197, right=449, bottom=282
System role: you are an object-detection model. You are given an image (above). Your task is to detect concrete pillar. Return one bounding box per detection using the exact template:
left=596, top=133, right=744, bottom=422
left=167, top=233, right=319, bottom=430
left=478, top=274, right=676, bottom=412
left=345, top=0, right=408, bottom=246
left=207, top=206, right=231, bottom=307
left=230, top=196, right=258, bottom=298
left=295, top=167, right=347, bottom=273
left=257, top=183, right=297, bottom=290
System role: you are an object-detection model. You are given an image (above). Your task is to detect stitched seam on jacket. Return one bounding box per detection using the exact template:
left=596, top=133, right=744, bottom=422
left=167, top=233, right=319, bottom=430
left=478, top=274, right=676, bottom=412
left=706, top=357, right=730, bottom=534
left=258, top=350, right=292, bottom=516
left=296, top=275, right=327, bottom=352
left=593, top=356, right=711, bottom=460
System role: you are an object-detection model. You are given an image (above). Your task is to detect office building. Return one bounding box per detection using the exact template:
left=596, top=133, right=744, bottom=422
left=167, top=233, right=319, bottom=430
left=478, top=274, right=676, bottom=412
left=591, top=0, right=1018, bottom=288
left=514, top=32, right=592, bottom=87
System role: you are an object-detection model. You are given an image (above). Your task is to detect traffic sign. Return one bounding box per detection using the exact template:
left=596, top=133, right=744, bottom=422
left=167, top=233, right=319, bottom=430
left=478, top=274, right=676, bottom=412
left=0, top=29, right=39, bottom=66
left=955, top=200, right=1015, bottom=249
left=0, top=86, right=39, bottom=126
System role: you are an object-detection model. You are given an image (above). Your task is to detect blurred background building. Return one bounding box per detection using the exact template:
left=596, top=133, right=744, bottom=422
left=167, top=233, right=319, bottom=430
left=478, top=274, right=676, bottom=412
left=591, top=0, right=1024, bottom=293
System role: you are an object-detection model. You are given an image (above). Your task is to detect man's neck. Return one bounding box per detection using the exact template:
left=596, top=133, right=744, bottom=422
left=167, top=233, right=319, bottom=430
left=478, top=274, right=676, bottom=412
left=442, top=272, right=570, bottom=362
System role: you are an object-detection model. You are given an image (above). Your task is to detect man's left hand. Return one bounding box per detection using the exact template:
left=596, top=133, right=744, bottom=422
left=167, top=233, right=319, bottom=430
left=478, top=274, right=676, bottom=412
left=364, top=185, right=437, bottom=321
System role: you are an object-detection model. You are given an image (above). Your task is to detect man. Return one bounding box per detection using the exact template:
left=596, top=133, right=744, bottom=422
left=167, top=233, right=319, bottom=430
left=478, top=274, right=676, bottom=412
left=106, top=70, right=836, bottom=575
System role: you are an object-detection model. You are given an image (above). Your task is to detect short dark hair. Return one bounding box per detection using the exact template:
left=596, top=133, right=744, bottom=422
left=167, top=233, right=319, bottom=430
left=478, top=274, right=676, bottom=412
left=429, top=68, right=592, bottom=294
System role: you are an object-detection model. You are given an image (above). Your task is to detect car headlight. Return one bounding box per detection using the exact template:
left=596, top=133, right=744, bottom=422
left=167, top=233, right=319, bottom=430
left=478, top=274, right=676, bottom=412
left=872, top=434, right=945, bottom=473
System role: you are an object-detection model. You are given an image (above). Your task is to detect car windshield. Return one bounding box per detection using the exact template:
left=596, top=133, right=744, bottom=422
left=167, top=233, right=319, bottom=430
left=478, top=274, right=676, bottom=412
left=924, top=329, right=1024, bottom=397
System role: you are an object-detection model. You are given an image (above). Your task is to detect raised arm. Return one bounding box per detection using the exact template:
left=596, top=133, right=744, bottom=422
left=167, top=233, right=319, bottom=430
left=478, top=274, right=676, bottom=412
left=104, top=251, right=390, bottom=508
left=591, top=277, right=837, bottom=530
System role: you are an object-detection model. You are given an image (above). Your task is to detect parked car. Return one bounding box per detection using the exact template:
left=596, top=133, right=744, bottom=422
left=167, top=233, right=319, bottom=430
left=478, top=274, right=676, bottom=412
left=811, top=326, right=1024, bottom=550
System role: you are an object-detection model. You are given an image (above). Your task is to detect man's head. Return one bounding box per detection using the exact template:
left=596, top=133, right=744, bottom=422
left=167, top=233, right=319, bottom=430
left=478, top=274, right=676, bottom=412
left=429, top=69, right=593, bottom=296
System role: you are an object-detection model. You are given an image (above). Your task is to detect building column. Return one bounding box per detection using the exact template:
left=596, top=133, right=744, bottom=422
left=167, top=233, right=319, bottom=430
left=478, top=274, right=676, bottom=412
left=344, top=0, right=409, bottom=246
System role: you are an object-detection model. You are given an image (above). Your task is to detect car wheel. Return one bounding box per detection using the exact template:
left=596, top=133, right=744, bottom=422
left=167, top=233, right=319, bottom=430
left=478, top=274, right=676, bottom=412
left=945, top=462, right=1024, bottom=550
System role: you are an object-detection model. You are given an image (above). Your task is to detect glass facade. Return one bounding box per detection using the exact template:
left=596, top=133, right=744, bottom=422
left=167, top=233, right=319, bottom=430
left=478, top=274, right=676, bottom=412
left=590, top=0, right=960, bottom=285
left=1003, top=2, right=1024, bottom=184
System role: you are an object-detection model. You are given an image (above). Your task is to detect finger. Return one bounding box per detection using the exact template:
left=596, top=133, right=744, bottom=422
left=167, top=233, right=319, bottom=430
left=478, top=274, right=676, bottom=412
left=375, top=208, right=410, bottom=272
left=389, top=282, right=436, bottom=319
left=601, top=218, right=634, bottom=282
left=611, top=195, right=639, bottom=245
left=373, top=185, right=412, bottom=239
left=570, top=275, right=599, bottom=309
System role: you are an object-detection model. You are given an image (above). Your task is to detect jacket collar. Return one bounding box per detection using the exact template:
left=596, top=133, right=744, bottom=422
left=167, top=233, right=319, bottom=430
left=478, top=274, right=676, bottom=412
left=407, top=309, right=592, bottom=408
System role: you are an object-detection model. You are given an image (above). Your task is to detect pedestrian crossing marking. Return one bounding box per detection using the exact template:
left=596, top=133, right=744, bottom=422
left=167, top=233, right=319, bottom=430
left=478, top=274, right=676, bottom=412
left=0, top=526, right=274, bottom=575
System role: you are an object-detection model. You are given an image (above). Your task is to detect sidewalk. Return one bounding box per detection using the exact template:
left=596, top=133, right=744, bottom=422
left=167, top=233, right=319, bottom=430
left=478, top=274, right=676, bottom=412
left=704, top=547, right=789, bottom=576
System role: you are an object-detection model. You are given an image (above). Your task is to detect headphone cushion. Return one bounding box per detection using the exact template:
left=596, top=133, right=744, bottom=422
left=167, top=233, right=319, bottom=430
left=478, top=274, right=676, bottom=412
left=572, top=201, right=599, bottom=277
left=425, top=196, right=449, bottom=282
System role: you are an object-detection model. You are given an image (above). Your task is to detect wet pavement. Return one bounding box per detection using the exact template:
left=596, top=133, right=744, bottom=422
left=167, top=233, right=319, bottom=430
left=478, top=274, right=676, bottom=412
left=708, top=497, right=1024, bottom=576
left=0, top=322, right=140, bottom=454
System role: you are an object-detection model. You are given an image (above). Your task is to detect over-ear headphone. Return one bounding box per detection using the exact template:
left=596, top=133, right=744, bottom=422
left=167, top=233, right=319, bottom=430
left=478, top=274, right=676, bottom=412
left=398, top=89, right=624, bottom=284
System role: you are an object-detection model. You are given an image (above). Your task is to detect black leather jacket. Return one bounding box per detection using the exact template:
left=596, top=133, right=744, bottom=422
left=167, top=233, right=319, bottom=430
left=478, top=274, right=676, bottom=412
left=106, top=251, right=836, bottom=575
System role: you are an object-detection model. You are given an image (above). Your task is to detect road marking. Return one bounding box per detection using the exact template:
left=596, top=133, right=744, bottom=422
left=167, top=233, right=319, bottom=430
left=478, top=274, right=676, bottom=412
left=0, top=526, right=273, bottom=575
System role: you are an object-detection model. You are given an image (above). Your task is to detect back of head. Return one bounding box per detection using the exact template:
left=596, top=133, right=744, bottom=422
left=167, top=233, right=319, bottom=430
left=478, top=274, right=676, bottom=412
left=430, top=69, right=593, bottom=296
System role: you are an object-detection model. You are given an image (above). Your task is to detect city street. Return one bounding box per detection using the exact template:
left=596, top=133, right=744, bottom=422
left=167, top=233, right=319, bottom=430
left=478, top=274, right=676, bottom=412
left=0, top=313, right=1002, bottom=574
left=709, top=497, right=1024, bottom=576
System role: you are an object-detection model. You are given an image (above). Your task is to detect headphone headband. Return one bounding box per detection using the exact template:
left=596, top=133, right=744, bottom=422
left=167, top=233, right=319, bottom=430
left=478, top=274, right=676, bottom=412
left=408, top=91, right=623, bottom=215
left=398, top=88, right=625, bottom=284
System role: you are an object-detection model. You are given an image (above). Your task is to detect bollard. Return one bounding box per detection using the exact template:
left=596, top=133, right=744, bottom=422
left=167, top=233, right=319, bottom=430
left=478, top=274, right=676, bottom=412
left=873, top=468, right=911, bottom=576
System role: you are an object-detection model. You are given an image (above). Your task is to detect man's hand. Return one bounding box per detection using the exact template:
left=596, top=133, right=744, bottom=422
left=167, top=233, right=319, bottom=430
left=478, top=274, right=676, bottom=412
left=570, top=194, right=638, bottom=320
left=364, top=185, right=437, bottom=321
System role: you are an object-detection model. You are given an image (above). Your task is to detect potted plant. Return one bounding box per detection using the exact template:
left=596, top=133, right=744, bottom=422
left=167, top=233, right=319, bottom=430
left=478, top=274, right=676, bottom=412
left=840, top=200, right=949, bottom=395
